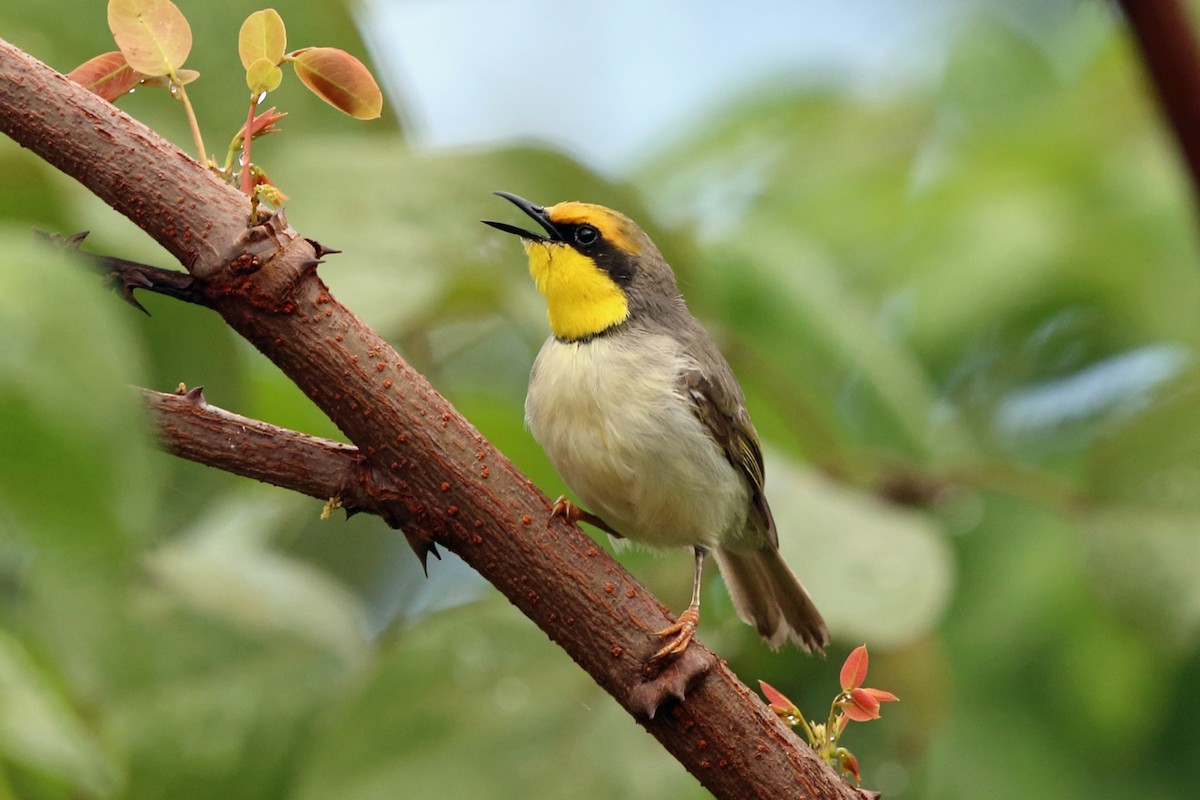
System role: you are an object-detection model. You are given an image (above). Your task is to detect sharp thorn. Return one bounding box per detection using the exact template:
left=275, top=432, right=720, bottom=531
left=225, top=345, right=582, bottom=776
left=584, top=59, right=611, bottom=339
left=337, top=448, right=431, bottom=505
left=403, top=530, right=441, bottom=575
left=306, top=239, right=342, bottom=258
left=122, top=286, right=151, bottom=316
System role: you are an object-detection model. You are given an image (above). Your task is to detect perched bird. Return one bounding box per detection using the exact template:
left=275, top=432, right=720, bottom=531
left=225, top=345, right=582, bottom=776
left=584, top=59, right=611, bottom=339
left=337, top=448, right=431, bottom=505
left=484, top=192, right=828, bottom=662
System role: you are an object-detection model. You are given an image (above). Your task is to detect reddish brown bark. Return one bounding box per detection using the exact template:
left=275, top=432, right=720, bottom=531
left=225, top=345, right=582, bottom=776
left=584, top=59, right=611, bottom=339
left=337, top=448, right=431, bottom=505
left=1119, top=0, right=1200, bottom=214
left=0, top=38, right=861, bottom=799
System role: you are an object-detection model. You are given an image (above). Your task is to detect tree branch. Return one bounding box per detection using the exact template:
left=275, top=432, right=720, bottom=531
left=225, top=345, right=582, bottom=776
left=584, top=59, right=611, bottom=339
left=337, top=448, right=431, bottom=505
left=1, top=38, right=861, bottom=798
left=141, top=386, right=372, bottom=508
left=38, top=229, right=212, bottom=313
left=1118, top=0, right=1200, bottom=212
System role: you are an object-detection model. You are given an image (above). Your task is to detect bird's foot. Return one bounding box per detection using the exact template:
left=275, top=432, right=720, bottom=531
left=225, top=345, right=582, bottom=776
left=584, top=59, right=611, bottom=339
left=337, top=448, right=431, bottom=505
left=549, top=495, right=622, bottom=538
left=648, top=604, right=700, bottom=666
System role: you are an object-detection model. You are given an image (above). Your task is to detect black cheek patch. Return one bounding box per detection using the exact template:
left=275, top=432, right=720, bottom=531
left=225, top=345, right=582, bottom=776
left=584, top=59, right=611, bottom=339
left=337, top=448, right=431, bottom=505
left=593, top=245, right=637, bottom=287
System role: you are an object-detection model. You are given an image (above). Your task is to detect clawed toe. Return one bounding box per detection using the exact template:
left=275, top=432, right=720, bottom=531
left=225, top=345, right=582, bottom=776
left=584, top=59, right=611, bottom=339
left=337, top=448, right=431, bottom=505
left=548, top=495, right=623, bottom=538
left=648, top=605, right=700, bottom=665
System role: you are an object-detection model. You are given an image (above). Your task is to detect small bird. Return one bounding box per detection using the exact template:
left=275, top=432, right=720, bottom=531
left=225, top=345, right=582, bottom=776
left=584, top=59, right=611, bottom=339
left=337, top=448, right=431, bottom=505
left=484, top=192, right=828, bottom=663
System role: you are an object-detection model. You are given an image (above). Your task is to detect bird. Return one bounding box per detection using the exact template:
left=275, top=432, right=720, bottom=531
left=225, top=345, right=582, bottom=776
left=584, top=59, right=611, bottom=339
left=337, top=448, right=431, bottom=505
left=483, top=191, right=828, bottom=664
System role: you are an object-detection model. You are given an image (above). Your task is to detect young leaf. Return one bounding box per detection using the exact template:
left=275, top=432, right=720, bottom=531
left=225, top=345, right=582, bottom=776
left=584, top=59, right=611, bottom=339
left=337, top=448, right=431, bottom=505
left=141, top=68, right=198, bottom=89
left=290, top=47, right=382, bottom=120
left=67, top=51, right=143, bottom=101
left=843, top=688, right=882, bottom=722
left=840, top=644, right=870, bottom=691
left=246, top=57, right=284, bottom=95
left=239, top=107, right=287, bottom=142
left=107, top=0, right=192, bottom=77
left=238, top=9, right=286, bottom=70
left=757, top=680, right=800, bottom=717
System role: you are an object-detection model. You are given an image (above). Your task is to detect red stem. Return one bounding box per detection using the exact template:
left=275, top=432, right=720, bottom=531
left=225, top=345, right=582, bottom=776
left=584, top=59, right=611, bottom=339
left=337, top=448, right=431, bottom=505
left=239, top=94, right=258, bottom=196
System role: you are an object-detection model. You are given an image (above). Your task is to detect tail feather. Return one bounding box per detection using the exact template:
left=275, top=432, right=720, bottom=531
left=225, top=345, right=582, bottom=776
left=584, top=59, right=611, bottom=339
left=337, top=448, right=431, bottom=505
left=713, top=546, right=828, bottom=653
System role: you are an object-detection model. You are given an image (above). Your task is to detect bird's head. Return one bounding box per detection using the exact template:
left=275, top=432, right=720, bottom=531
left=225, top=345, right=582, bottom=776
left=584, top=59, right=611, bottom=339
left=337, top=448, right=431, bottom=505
left=484, top=192, right=677, bottom=342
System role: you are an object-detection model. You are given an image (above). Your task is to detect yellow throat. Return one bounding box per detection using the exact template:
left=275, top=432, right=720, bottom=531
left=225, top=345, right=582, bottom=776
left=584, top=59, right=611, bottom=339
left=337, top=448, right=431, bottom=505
left=524, top=239, right=628, bottom=341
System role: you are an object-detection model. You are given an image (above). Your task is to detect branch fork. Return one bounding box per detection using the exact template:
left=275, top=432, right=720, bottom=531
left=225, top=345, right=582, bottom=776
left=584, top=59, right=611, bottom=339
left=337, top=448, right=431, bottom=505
left=1, top=37, right=861, bottom=799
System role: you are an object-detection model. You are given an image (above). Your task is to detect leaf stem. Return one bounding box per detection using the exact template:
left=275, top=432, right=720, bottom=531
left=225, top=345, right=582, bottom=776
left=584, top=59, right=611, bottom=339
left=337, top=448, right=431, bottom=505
left=169, top=70, right=207, bottom=164
left=793, top=712, right=819, bottom=748
left=239, top=94, right=258, bottom=195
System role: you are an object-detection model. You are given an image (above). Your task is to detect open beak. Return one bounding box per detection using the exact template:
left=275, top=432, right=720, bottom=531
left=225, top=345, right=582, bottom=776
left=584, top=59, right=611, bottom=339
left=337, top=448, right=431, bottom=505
left=482, top=191, right=563, bottom=242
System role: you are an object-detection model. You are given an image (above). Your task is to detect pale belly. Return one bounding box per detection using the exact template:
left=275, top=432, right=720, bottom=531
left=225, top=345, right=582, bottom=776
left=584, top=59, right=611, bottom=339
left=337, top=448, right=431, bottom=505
left=525, top=335, right=748, bottom=550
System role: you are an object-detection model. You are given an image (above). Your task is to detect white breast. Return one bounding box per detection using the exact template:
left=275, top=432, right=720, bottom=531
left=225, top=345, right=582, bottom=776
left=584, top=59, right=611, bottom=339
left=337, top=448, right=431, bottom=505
left=525, top=334, right=748, bottom=550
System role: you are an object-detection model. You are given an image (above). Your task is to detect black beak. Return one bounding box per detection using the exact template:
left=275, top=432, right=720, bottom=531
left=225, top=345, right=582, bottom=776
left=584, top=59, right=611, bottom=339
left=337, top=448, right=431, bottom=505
left=482, top=191, right=563, bottom=242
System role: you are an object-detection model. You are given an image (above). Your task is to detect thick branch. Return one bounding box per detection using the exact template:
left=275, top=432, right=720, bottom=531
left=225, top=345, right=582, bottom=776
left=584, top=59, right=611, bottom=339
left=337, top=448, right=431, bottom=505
left=141, top=387, right=371, bottom=508
left=1119, top=0, right=1200, bottom=211
left=1, top=38, right=859, bottom=798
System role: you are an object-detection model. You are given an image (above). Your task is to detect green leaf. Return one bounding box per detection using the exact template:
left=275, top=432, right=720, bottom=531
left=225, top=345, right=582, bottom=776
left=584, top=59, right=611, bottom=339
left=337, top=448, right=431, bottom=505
left=0, top=631, right=122, bottom=796
left=293, top=602, right=705, bottom=800
left=238, top=8, right=287, bottom=70
left=25, top=498, right=369, bottom=800
left=1083, top=379, right=1200, bottom=643
left=769, top=454, right=954, bottom=648
left=246, top=56, right=283, bottom=95
left=290, top=47, right=382, bottom=120
left=107, top=0, right=192, bottom=76
left=0, top=230, right=157, bottom=553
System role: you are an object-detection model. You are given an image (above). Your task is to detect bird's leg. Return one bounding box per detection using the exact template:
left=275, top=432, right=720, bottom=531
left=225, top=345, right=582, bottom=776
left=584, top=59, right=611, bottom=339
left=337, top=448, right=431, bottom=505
left=649, top=547, right=706, bottom=665
left=549, top=495, right=623, bottom=538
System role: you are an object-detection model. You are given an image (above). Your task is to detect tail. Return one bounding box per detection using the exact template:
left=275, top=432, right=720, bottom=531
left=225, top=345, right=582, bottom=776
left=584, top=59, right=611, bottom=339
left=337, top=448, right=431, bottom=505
left=713, top=546, right=828, bottom=653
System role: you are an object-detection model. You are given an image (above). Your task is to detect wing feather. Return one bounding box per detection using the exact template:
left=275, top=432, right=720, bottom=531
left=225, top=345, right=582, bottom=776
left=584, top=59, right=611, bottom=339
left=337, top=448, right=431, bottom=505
left=680, top=369, right=778, bottom=547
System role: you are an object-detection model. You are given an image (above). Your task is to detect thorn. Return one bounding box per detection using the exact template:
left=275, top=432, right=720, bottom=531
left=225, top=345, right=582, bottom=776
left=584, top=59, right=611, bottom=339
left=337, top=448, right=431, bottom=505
left=33, top=228, right=90, bottom=249
left=629, top=646, right=713, bottom=718
left=306, top=239, right=341, bottom=259
left=64, top=230, right=91, bottom=248
left=120, top=270, right=153, bottom=315
left=417, top=534, right=446, bottom=578
left=183, top=385, right=206, bottom=405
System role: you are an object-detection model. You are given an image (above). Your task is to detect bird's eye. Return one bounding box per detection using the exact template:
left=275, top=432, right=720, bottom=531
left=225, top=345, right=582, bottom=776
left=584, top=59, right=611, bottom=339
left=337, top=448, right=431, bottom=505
left=574, top=225, right=598, bottom=246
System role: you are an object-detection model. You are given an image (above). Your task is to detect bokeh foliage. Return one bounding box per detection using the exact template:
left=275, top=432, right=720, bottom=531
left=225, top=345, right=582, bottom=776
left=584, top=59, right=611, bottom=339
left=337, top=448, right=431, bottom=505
left=3, top=1, right=1200, bottom=798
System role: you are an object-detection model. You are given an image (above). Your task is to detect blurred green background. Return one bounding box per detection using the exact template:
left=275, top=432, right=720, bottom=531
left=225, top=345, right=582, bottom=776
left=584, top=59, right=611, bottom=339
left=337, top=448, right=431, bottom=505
left=4, top=1, right=1200, bottom=798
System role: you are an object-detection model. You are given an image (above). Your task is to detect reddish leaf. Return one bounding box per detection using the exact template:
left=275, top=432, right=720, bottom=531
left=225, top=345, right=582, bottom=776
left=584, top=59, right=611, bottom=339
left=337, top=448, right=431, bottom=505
left=840, top=644, right=869, bottom=691
left=757, top=680, right=799, bottom=717
left=842, top=687, right=881, bottom=722
left=107, top=0, right=192, bottom=76
left=67, top=51, right=143, bottom=101
left=249, top=166, right=288, bottom=205
left=240, top=107, right=288, bottom=141
left=837, top=750, right=862, bottom=785
left=863, top=687, right=899, bottom=705
left=290, top=47, right=382, bottom=120
left=238, top=8, right=286, bottom=70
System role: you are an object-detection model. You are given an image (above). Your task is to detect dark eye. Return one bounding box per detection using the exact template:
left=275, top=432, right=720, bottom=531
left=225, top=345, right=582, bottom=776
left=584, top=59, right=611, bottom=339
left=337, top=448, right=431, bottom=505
left=574, top=225, right=598, bottom=246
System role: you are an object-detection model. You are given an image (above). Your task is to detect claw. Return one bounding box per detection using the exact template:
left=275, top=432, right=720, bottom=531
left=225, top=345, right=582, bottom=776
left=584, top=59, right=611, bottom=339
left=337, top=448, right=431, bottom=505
left=550, top=495, right=582, bottom=524
left=549, top=495, right=623, bottom=538
left=649, top=604, right=700, bottom=665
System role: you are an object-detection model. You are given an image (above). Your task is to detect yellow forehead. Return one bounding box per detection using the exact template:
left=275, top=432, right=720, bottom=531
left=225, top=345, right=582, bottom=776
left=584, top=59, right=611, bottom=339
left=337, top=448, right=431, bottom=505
left=546, top=202, right=641, bottom=254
